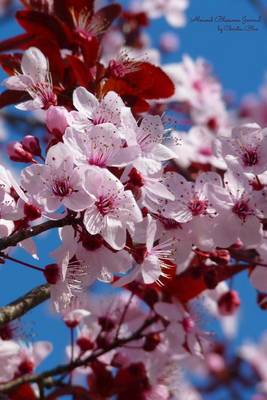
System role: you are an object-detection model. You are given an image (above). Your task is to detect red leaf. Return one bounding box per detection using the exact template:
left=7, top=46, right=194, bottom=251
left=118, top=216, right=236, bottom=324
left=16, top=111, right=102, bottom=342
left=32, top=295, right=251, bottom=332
left=126, top=62, right=175, bottom=99
left=65, top=55, right=93, bottom=88
left=0, top=90, right=31, bottom=109
left=91, top=4, right=122, bottom=35
left=79, top=36, right=100, bottom=68
left=162, top=264, right=247, bottom=303
left=16, top=10, right=72, bottom=48
left=9, top=383, right=36, bottom=400
left=0, top=33, right=35, bottom=52
left=53, top=0, right=94, bottom=26
left=0, top=54, right=22, bottom=75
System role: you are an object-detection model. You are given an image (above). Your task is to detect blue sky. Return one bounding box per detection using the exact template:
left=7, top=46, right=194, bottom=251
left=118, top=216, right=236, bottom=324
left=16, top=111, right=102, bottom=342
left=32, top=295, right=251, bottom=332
left=0, top=0, right=266, bottom=397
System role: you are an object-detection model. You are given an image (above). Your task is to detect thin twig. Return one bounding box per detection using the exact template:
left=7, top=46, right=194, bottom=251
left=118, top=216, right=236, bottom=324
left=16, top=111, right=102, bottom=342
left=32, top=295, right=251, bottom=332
left=0, top=214, right=78, bottom=252
left=0, top=316, right=157, bottom=393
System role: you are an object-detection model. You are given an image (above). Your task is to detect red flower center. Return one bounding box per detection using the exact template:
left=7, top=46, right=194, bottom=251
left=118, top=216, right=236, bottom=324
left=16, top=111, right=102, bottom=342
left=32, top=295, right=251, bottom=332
left=52, top=179, right=73, bottom=198
left=242, top=148, right=258, bottom=167
left=95, top=195, right=115, bottom=215
left=232, top=199, right=253, bottom=222
left=188, top=197, right=208, bottom=216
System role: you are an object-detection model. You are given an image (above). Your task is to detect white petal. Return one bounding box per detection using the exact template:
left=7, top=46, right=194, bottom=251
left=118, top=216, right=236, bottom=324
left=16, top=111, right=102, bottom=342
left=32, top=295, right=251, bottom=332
left=73, top=86, right=98, bottom=118
left=21, top=47, right=49, bottom=83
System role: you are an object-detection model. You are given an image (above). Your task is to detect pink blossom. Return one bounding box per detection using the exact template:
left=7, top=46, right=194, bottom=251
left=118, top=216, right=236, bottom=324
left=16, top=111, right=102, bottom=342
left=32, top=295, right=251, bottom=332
left=171, top=126, right=226, bottom=169
left=164, top=55, right=222, bottom=107
left=0, top=339, right=20, bottom=383
left=132, top=0, right=189, bottom=27
left=121, top=159, right=174, bottom=211
left=70, top=87, right=127, bottom=131
left=208, top=160, right=264, bottom=247
left=250, top=239, right=267, bottom=292
left=115, top=215, right=176, bottom=285
left=122, top=113, right=176, bottom=173
left=220, top=123, right=267, bottom=174
left=64, top=124, right=139, bottom=168
left=162, top=171, right=222, bottom=250
left=21, top=142, right=92, bottom=212
left=83, top=167, right=142, bottom=250
left=155, top=301, right=211, bottom=357
left=160, top=32, right=179, bottom=53
left=3, top=47, right=57, bottom=110
left=14, top=341, right=53, bottom=375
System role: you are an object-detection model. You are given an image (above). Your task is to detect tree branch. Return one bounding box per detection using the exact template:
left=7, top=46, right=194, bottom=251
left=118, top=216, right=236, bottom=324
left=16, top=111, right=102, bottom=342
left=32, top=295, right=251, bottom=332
left=0, top=214, right=78, bottom=252
left=0, top=284, right=50, bottom=328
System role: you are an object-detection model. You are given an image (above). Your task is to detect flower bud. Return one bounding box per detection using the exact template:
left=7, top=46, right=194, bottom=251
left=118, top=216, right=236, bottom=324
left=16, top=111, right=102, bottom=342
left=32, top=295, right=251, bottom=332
left=7, top=142, right=33, bottom=163
left=98, top=317, right=115, bottom=332
left=143, top=333, right=161, bottom=352
left=218, top=290, right=240, bottom=316
left=46, top=106, right=69, bottom=138
left=21, top=135, right=41, bottom=157
left=77, top=337, right=94, bottom=352
left=18, top=359, right=35, bottom=375
left=43, top=264, right=60, bottom=284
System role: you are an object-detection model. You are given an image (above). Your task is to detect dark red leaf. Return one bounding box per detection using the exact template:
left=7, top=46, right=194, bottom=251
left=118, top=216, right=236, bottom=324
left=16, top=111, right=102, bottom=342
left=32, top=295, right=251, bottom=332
left=16, top=10, right=72, bottom=48
left=125, top=62, right=175, bottom=99
left=79, top=36, right=100, bottom=68
left=65, top=55, right=93, bottom=88
left=91, top=4, right=122, bottom=35
left=0, top=90, right=31, bottom=109
left=0, top=54, right=22, bottom=75
left=0, top=33, right=35, bottom=52
left=53, top=0, right=94, bottom=26
left=9, top=383, right=36, bottom=400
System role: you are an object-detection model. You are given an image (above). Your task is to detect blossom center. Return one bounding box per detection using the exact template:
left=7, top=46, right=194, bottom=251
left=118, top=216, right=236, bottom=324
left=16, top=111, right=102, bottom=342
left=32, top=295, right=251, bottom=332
left=188, top=196, right=208, bottom=216
left=92, top=114, right=108, bottom=125
left=52, top=179, right=73, bottom=198
left=242, top=148, right=258, bottom=167
left=95, top=195, right=115, bottom=215
left=192, top=80, right=203, bottom=93
left=30, top=82, right=57, bottom=110
left=232, top=199, right=253, bottom=222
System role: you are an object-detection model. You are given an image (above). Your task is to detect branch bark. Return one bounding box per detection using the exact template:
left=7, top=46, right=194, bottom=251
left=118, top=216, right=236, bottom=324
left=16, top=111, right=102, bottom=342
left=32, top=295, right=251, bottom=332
left=0, top=284, right=50, bottom=328
left=0, top=214, right=77, bottom=252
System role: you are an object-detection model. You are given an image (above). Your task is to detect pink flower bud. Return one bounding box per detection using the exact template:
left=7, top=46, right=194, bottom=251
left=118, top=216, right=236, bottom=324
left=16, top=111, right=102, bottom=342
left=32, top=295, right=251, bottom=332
left=143, top=332, right=161, bottom=352
left=21, top=135, right=41, bottom=157
left=43, top=264, right=60, bottom=284
left=160, top=32, right=179, bottom=53
left=46, top=106, right=69, bottom=138
left=76, top=337, right=94, bottom=352
left=218, top=290, right=240, bottom=316
left=7, top=142, right=33, bottom=163
left=18, top=359, right=35, bottom=375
